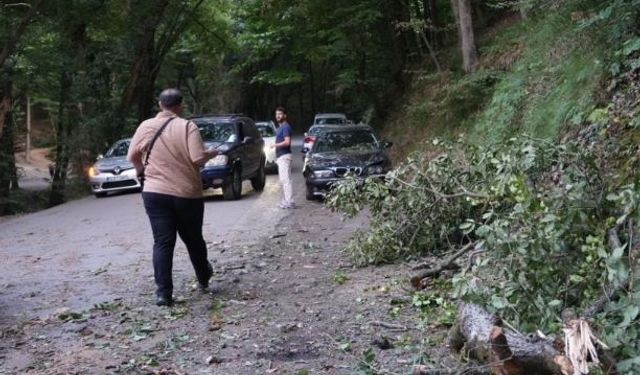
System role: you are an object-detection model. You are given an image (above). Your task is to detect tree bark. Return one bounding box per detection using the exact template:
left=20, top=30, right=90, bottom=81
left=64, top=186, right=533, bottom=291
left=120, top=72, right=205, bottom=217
left=0, top=0, right=42, bottom=69
left=0, top=66, right=19, bottom=214
left=49, top=22, right=87, bottom=206
left=457, top=0, right=478, bottom=73
left=448, top=303, right=567, bottom=375
left=0, top=0, right=43, bottom=140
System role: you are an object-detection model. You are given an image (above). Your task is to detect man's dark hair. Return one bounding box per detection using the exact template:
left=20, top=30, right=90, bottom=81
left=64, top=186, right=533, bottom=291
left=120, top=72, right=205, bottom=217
left=275, top=106, right=286, bottom=114
left=159, top=88, right=183, bottom=108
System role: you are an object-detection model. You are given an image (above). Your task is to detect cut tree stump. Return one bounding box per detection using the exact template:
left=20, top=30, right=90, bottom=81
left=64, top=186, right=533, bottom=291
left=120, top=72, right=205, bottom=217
left=448, top=303, right=571, bottom=375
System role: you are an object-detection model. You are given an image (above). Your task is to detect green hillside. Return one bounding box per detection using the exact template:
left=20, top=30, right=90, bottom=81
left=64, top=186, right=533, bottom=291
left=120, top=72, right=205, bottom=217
left=381, top=2, right=640, bottom=161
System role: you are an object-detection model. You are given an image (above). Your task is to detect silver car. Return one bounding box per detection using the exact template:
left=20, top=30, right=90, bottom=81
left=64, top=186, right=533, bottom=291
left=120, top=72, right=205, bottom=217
left=255, top=121, right=277, bottom=172
left=88, top=138, right=141, bottom=197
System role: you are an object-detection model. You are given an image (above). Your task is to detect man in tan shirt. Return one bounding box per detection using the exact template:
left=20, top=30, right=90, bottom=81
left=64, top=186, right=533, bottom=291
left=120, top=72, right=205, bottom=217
left=128, top=88, right=218, bottom=306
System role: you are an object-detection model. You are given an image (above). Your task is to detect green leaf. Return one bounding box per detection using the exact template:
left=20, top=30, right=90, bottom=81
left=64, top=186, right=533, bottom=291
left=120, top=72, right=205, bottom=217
left=622, top=306, right=640, bottom=325
left=548, top=299, right=562, bottom=307
left=623, top=37, right=640, bottom=56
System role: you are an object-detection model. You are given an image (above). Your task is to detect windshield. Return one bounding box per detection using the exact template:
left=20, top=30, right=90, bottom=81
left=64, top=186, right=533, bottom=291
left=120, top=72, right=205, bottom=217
left=315, top=117, right=345, bottom=125
left=256, top=125, right=275, bottom=137
left=197, top=122, right=237, bottom=142
left=314, top=130, right=378, bottom=153
left=105, top=140, right=130, bottom=157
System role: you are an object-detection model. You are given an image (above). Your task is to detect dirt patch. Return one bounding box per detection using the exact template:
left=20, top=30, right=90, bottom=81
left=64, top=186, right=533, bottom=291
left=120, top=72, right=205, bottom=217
left=0, top=202, right=456, bottom=374
left=14, top=147, right=52, bottom=191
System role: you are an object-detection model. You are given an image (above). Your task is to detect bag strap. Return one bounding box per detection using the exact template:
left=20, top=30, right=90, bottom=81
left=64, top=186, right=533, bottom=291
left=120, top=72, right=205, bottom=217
left=144, top=117, right=175, bottom=167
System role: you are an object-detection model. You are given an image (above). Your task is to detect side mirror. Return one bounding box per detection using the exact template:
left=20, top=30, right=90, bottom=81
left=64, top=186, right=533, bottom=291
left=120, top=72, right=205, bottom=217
left=96, top=154, right=104, bottom=160
left=381, top=141, right=393, bottom=149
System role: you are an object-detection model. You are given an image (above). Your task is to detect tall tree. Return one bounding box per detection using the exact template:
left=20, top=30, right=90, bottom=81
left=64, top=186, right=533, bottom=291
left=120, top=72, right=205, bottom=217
left=456, top=0, right=478, bottom=73
left=0, top=1, right=43, bottom=213
left=114, top=0, right=207, bottom=140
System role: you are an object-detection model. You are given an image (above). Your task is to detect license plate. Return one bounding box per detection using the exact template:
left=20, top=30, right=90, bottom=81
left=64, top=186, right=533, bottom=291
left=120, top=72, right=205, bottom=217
left=106, top=175, right=127, bottom=182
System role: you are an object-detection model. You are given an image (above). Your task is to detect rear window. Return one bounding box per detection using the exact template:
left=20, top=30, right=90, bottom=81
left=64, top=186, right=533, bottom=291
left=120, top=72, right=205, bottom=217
left=315, top=117, right=345, bottom=125
left=195, top=121, right=237, bottom=142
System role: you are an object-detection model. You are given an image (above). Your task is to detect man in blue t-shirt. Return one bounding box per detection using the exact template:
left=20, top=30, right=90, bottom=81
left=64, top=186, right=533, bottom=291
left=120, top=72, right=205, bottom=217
left=272, top=107, right=295, bottom=209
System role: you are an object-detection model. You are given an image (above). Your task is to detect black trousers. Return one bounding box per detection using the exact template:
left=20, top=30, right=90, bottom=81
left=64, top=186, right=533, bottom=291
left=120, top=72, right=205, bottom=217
left=142, top=192, right=211, bottom=297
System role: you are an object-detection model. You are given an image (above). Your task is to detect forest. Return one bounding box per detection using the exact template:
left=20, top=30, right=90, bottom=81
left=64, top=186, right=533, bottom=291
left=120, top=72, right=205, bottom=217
left=2, top=0, right=640, bottom=373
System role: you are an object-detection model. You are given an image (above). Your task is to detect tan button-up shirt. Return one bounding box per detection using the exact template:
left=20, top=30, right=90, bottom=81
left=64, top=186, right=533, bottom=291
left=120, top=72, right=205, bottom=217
left=127, top=110, right=208, bottom=199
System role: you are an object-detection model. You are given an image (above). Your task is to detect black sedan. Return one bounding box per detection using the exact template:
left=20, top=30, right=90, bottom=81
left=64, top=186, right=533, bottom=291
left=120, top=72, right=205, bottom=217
left=302, top=125, right=392, bottom=200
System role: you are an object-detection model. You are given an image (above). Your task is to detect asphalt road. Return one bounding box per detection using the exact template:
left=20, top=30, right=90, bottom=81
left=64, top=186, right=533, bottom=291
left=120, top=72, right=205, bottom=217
left=0, top=137, right=308, bottom=321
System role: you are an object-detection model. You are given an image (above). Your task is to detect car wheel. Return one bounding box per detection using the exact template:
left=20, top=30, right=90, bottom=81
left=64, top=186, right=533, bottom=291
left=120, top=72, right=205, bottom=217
left=250, top=160, right=266, bottom=191
left=95, top=192, right=107, bottom=198
left=306, top=186, right=315, bottom=201
left=223, top=167, right=242, bottom=200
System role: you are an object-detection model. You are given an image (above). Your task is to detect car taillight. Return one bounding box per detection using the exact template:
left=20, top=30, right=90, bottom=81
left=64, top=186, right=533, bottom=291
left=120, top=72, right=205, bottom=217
left=304, top=135, right=316, bottom=143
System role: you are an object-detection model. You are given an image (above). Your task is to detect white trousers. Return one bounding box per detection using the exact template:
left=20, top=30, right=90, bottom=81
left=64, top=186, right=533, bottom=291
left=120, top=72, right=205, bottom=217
left=276, top=154, right=294, bottom=205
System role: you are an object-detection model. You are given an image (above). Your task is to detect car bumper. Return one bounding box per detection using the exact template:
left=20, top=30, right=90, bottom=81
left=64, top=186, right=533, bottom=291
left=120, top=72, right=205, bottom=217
left=89, top=169, right=141, bottom=194
left=201, top=165, right=232, bottom=188
left=305, top=174, right=387, bottom=196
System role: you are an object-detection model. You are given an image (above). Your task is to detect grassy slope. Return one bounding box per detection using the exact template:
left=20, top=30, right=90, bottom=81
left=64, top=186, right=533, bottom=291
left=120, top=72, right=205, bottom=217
left=382, top=6, right=610, bottom=163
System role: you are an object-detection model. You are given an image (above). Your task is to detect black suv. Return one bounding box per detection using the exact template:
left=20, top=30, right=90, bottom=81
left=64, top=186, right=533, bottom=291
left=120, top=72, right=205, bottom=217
left=190, top=114, right=266, bottom=200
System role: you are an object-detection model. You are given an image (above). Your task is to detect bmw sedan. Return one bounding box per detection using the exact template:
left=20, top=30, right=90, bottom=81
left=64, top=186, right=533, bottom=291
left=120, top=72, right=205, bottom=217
left=88, top=138, right=141, bottom=197
left=302, top=125, right=392, bottom=200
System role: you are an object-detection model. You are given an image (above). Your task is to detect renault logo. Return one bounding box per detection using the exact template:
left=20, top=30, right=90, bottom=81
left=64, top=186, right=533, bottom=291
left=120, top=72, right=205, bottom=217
left=113, top=166, right=121, bottom=175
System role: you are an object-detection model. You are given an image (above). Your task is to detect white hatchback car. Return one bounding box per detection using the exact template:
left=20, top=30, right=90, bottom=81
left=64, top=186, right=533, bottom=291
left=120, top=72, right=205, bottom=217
left=255, top=121, right=277, bottom=172
left=87, top=138, right=141, bottom=197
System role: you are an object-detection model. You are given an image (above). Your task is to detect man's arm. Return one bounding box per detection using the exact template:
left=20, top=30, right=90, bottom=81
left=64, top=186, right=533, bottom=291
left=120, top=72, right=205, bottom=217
left=274, top=136, right=291, bottom=148
left=187, top=122, right=219, bottom=166
left=127, top=130, right=145, bottom=177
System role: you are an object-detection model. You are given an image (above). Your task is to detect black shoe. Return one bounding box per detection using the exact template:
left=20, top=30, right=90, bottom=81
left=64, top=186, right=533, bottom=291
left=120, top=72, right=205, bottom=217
left=156, top=295, right=173, bottom=306
left=199, top=262, right=214, bottom=292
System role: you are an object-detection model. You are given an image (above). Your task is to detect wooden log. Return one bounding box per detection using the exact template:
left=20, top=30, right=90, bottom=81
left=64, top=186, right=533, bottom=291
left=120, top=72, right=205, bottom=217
left=448, top=303, right=566, bottom=375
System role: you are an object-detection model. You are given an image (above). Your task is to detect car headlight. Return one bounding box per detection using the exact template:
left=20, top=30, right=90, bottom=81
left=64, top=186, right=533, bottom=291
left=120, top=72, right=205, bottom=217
left=205, top=155, right=229, bottom=167
left=367, top=165, right=384, bottom=175
left=313, top=170, right=334, bottom=178
left=88, top=166, right=98, bottom=177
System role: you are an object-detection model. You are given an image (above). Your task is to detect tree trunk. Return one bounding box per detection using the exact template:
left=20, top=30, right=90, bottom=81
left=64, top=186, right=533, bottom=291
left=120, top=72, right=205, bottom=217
left=424, top=0, right=441, bottom=47
left=457, top=0, right=478, bottom=73
left=49, top=23, right=87, bottom=206
left=0, top=67, right=18, bottom=214
left=0, top=0, right=42, bottom=69
left=49, top=61, right=73, bottom=207
left=448, top=303, right=567, bottom=375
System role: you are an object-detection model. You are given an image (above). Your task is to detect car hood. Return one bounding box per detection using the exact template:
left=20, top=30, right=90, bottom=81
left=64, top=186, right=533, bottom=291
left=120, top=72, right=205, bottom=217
left=95, top=156, right=134, bottom=170
left=203, top=141, right=233, bottom=153
left=308, top=150, right=387, bottom=169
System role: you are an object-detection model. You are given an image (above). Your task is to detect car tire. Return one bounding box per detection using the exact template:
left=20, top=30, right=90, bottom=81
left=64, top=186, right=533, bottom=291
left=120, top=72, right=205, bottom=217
left=250, top=160, right=266, bottom=191
left=223, top=167, right=242, bottom=200
left=306, top=186, right=315, bottom=201
left=95, top=192, right=107, bottom=198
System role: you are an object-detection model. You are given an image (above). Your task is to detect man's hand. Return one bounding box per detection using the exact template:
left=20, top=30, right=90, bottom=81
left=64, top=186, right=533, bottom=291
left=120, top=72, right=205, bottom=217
left=270, top=143, right=276, bottom=149
left=206, top=149, right=219, bottom=159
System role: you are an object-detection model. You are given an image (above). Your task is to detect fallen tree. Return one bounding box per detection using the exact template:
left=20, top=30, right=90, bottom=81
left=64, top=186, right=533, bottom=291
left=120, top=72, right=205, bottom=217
left=448, top=303, right=618, bottom=375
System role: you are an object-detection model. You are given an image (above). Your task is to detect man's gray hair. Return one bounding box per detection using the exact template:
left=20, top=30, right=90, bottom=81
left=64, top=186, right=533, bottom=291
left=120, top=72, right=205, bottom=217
left=159, top=88, right=183, bottom=108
